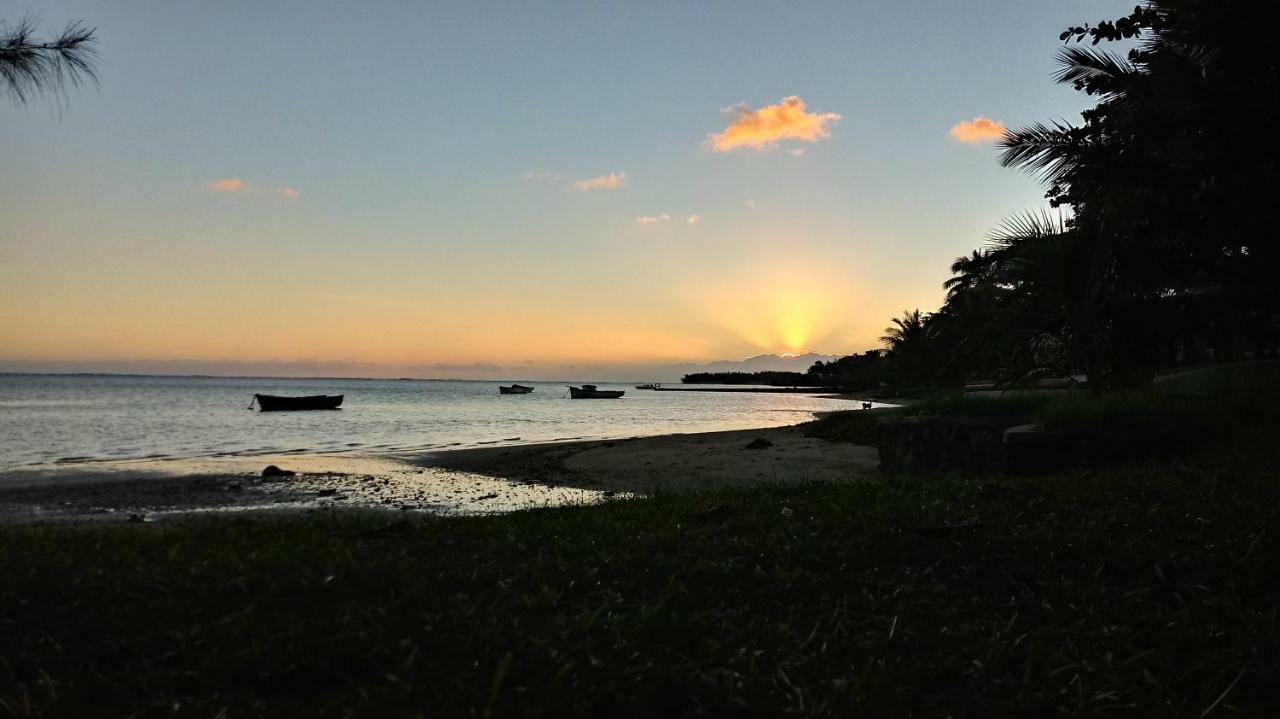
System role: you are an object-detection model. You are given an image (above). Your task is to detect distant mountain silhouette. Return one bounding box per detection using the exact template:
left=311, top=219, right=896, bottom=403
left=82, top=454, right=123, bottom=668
left=653, top=352, right=840, bottom=381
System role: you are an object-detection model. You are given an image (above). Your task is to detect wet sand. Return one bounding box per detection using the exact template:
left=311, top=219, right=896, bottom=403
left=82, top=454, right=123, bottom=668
left=0, top=424, right=879, bottom=523
left=419, top=424, right=879, bottom=494
left=0, top=453, right=611, bottom=524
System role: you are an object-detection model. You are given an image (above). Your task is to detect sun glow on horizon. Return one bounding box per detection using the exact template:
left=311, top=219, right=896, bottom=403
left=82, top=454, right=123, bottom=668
left=694, top=261, right=861, bottom=357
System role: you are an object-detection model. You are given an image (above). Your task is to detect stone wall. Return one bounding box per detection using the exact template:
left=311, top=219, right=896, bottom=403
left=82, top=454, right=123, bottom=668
left=877, top=416, right=1023, bottom=475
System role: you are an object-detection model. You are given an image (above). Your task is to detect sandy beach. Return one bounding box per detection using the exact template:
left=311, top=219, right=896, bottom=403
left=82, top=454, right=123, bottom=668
left=0, top=423, right=878, bottom=523
left=420, top=424, right=878, bottom=493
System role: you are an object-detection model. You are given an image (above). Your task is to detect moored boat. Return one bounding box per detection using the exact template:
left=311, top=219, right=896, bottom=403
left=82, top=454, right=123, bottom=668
left=635, top=383, right=661, bottom=390
left=499, top=384, right=534, bottom=395
left=251, top=394, right=344, bottom=411
left=568, top=384, right=625, bottom=399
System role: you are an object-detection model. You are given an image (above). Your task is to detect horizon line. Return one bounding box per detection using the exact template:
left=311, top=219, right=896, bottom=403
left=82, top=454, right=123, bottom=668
left=0, top=371, right=700, bottom=384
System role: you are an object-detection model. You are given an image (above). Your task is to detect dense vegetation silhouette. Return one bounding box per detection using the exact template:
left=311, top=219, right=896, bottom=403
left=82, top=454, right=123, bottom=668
left=810, top=0, right=1280, bottom=392
left=681, top=371, right=813, bottom=386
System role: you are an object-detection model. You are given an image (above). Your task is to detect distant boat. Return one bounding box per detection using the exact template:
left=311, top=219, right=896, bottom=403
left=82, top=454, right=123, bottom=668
left=635, top=383, right=661, bottom=390
left=251, top=394, right=343, bottom=411
left=499, top=384, right=534, bottom=395
left=569, top=384, right=625, bottom=399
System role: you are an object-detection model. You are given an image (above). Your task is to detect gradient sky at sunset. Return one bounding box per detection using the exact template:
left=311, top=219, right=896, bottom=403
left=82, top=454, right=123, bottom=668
left=1, top=1, right=1127, bottom=379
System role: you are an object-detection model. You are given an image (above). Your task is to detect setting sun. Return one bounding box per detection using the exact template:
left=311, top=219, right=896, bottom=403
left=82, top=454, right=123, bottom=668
left=693, top=260, right=860, bottom=357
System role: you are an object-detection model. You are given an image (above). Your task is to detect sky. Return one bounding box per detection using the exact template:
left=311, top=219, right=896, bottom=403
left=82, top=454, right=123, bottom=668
left=0, top=1, right=1129, bottom=380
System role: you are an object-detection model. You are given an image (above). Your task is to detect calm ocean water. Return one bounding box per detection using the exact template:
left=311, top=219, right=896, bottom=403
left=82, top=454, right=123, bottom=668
left=0, top=374, right=869, bottom=470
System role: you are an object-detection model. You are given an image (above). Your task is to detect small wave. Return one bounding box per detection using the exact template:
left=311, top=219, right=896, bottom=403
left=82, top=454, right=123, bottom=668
left=0, top=400, right=103, bottom=408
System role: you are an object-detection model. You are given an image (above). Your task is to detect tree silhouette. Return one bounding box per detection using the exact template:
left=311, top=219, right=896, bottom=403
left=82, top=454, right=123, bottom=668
left=879, top=309, right=938, bottom=387
left=816, top=2, right=1278, bottom=391
left=1, top=18, right=97, bottom=106
left=992, top=1, right=1280, bottom=383
left=879, top=309, right=928, bottom=352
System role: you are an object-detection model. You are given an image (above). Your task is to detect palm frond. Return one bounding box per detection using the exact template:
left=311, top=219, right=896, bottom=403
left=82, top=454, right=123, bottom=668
left=985, top=209, right=1067, bottom=251
left=879, top=309, right=926, bottom=349
left=0, top=18, right=98, bottom=105
left=997, top=121, right=1087, bottom=185
left=942, top=250, right=993, bottom=296
left=948, top=250, right=986, bottom=277
left=1053, top=45, right=1137, bottom=90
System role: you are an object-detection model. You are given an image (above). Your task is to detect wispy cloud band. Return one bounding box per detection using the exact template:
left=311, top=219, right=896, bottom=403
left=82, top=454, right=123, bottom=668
left=572, top=171, right=628, bottom=192
left=206, top=178, right=301, bottom=199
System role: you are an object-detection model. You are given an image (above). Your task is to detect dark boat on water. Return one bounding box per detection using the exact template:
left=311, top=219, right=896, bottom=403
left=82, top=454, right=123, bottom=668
left=251, top=394, right=344, bottom=411
left=499, top=384, right=534, bottom=395
left=568, top=384, right=624, bottom=399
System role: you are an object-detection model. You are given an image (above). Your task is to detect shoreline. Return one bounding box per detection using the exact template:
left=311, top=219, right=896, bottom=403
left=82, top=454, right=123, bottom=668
left=1, top=391, right=877, bottom=472
left=654, top=385, right=827, bottom=393
left=418, top=424, right=878, bottom=493
left=0, top=419, right=879, bottom=524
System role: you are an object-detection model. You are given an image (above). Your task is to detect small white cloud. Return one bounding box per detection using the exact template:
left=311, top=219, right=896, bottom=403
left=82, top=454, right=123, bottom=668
left=521, top=170, right=563, bottom=182
left=635, top=213, right=671, bottom=224
left=572, top=171, right=628, bottom=192
left=687, top=214, right=701, bottom=225
left=787, top=148, right=806, bottom=156
left=744, top=199, right=756, bottom=210
left=277, top=186, right=300, bottom=199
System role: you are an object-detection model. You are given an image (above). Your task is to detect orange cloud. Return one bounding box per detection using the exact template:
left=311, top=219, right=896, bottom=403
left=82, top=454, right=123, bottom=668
left=572, top=172, right=628, bottom=191
left=207, top=178, right=246, bottom=192
left=949, top=117, right=1006, bottom=144
left=278, top=186, right=300, bottom=199
left=635, top=213, right=671, bottom=224
left=686, top=214, right=701, bottom=225
left=709, top=96, right=840, bottom=152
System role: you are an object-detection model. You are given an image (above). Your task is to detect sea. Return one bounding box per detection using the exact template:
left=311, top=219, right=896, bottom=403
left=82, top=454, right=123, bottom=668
left=0, top=374, right=873, bottom=471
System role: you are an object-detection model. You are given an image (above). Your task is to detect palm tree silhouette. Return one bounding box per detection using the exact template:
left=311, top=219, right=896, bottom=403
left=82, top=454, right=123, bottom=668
left=879, top=309, right=927, bottom=352
left=997, top=43, right=1140, bottom=187
left=943, top=250, right=994, bottom=300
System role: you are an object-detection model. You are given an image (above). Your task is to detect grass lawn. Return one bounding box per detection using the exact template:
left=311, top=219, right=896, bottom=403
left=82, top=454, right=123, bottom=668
left=3, top=413, right=1279, bottom=716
